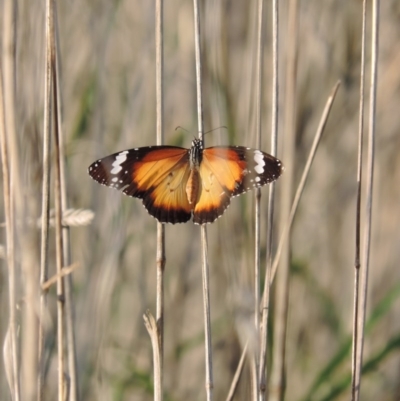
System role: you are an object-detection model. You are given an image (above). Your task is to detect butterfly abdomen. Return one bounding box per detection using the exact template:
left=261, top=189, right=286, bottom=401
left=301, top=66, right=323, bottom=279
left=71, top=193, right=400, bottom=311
left=185, top=168, right=200, bottom=206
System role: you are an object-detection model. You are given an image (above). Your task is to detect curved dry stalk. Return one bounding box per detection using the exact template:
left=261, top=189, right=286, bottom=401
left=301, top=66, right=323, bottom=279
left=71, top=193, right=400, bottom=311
left=225, top=343, right=248, bottom=401
left=270, top=81, right=341, bottom=283
left=41, top=263, right=80, bottom=291
left=259, top=80, right=340, bottom=399
left=351, top=0, right=367, bottom=399
left=353, top=1, right=380, bottom=399
left=144, top=311, right=163, bottom=401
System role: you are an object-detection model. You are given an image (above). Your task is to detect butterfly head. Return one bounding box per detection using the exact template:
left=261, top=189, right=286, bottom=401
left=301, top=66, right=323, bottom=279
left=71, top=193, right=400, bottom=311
left=189, top=138, right=203, bottom=168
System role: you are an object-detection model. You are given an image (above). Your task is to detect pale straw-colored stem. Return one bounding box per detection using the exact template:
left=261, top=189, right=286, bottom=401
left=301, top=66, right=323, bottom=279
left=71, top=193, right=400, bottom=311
left=271, top=81, right=341, bottom=283
left=351, top=0, right=366, bottom=399
left=0, top=63, right=20, bottom=401
left=51, top=9, right=66, bottom=401
left=354, top=0, right=380, bottom=399
left=225, top=343, right=248, bottom=401
left=155, top=0, right=165, bottom=399
left=258, top=0, right=279, bottom=398
left=37, top=0, right=53, bottom=398
left=193, top=4, right=213, bottom=399
left=2, top=0, right=20, bottom=399
left=268, top=1, right=298, bottom=400
left=252, top=0, right=265, bottom=398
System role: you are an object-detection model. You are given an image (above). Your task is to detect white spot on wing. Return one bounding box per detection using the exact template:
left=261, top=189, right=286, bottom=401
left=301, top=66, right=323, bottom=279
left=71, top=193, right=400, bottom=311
left=253, top=150, right=265, bottom=174
left=111, top=150, right=129, bottom=174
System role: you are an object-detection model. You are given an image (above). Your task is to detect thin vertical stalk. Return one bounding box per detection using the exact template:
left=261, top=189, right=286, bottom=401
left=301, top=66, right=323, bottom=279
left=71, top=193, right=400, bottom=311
left=200, top=227, right=213, bottom=401
left=143, top=4, right=165, bottom=399
left=37, top=0, right=53, bottom=398
left=351, top=0, right=366, bottom=399
left=193, top=1, right=213, bottom=400
left=53, top=61, right=66, bottom=401
left=0, top=65, right=19, bottom=401
left=48, top=4, right=66, bottom=399
left=259, top=0, right=279, bottom=398
left=2, top=0, right=20, bottom=399
left=193, top=0, right=204, bottom=140
left=253, top=0, right=264, bottom=398
left=354, top=0, right=380, bottom=399
left=155, top=0, right=165, bottom=399
left=53, top=4, right=78, bottom=399
left=269, top=1, right=298, bottom=400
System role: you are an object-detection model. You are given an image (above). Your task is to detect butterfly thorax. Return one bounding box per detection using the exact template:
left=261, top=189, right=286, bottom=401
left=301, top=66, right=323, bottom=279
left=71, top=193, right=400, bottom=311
left=185, top=139, right=203, bottom=206
left=189, top=138, right=203, bottom=168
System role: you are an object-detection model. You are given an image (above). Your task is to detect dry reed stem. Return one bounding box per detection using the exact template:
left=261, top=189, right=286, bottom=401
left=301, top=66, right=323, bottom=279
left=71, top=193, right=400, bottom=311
left=154, top=0, right=165, bottom=399
left=270, top=81, right=341, bottom=283
left=143, top=311, right=163, bottom=401
left=52, top=10, right=80, bottom=399
left=50, top=208, right=94, bottom=227
left=193, top=1, right=213, bottom=400
left=269, top=1, right=298, bottom=400
left=252, top=0, right=265, bottom=397
left=225, top=343, right=248, bottom=401
left=258, top=0, right=279, bottom=397
left=0, top=63, right=19, bottom=401
left=1, top=0, right=20, bottom=399
left=0, top=208, right=94, bottom=228
left=51, top=9, right=67, bottom=401
left=354, top=0, right=380, bottom=399
left=351, top=0, right=367, bottom=399
left=263, top=81, right=340, bottom=397
left=37, top=0, right=54, bottom=397
left=41, top=263, right=80, bottom=291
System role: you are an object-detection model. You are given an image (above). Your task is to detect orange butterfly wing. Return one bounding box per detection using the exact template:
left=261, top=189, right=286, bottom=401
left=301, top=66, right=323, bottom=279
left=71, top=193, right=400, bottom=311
left=88, top=146, right=193, bottom=224
left=193, top=146, right=282, bottom=224
left=89, top=142, right=283, bottom=225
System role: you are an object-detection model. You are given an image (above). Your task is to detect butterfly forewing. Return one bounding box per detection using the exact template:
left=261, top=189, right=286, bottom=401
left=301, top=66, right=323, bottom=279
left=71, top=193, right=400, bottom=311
left=88, top=146, right=193, bottom=223
left=228, top=147, right=283, bottom=195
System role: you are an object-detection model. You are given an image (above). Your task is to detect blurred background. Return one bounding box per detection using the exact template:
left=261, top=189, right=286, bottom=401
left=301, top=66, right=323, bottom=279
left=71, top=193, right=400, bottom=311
left=1, top=0, right=399, bottom=400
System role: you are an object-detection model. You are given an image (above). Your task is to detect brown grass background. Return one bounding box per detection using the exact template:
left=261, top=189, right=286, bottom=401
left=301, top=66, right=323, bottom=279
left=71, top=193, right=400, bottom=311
left=1, top=0, right=400, bottom=400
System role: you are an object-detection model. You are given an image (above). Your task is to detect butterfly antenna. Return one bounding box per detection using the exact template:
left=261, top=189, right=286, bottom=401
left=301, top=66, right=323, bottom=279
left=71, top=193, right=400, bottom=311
left=175, top=126, right=190, bottom=134
left=204, top=126, right=228, bottom=136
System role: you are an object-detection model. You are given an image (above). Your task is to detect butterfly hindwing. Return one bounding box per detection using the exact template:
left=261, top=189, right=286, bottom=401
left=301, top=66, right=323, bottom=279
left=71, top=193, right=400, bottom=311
left=88, top=146, right=192, bottom=224
left=192, top=146, right=283, bottom=224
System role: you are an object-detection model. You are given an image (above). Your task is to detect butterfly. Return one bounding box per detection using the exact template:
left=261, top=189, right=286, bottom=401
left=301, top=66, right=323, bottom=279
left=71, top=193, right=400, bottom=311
left=88, top=138, right=283, bottom=225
